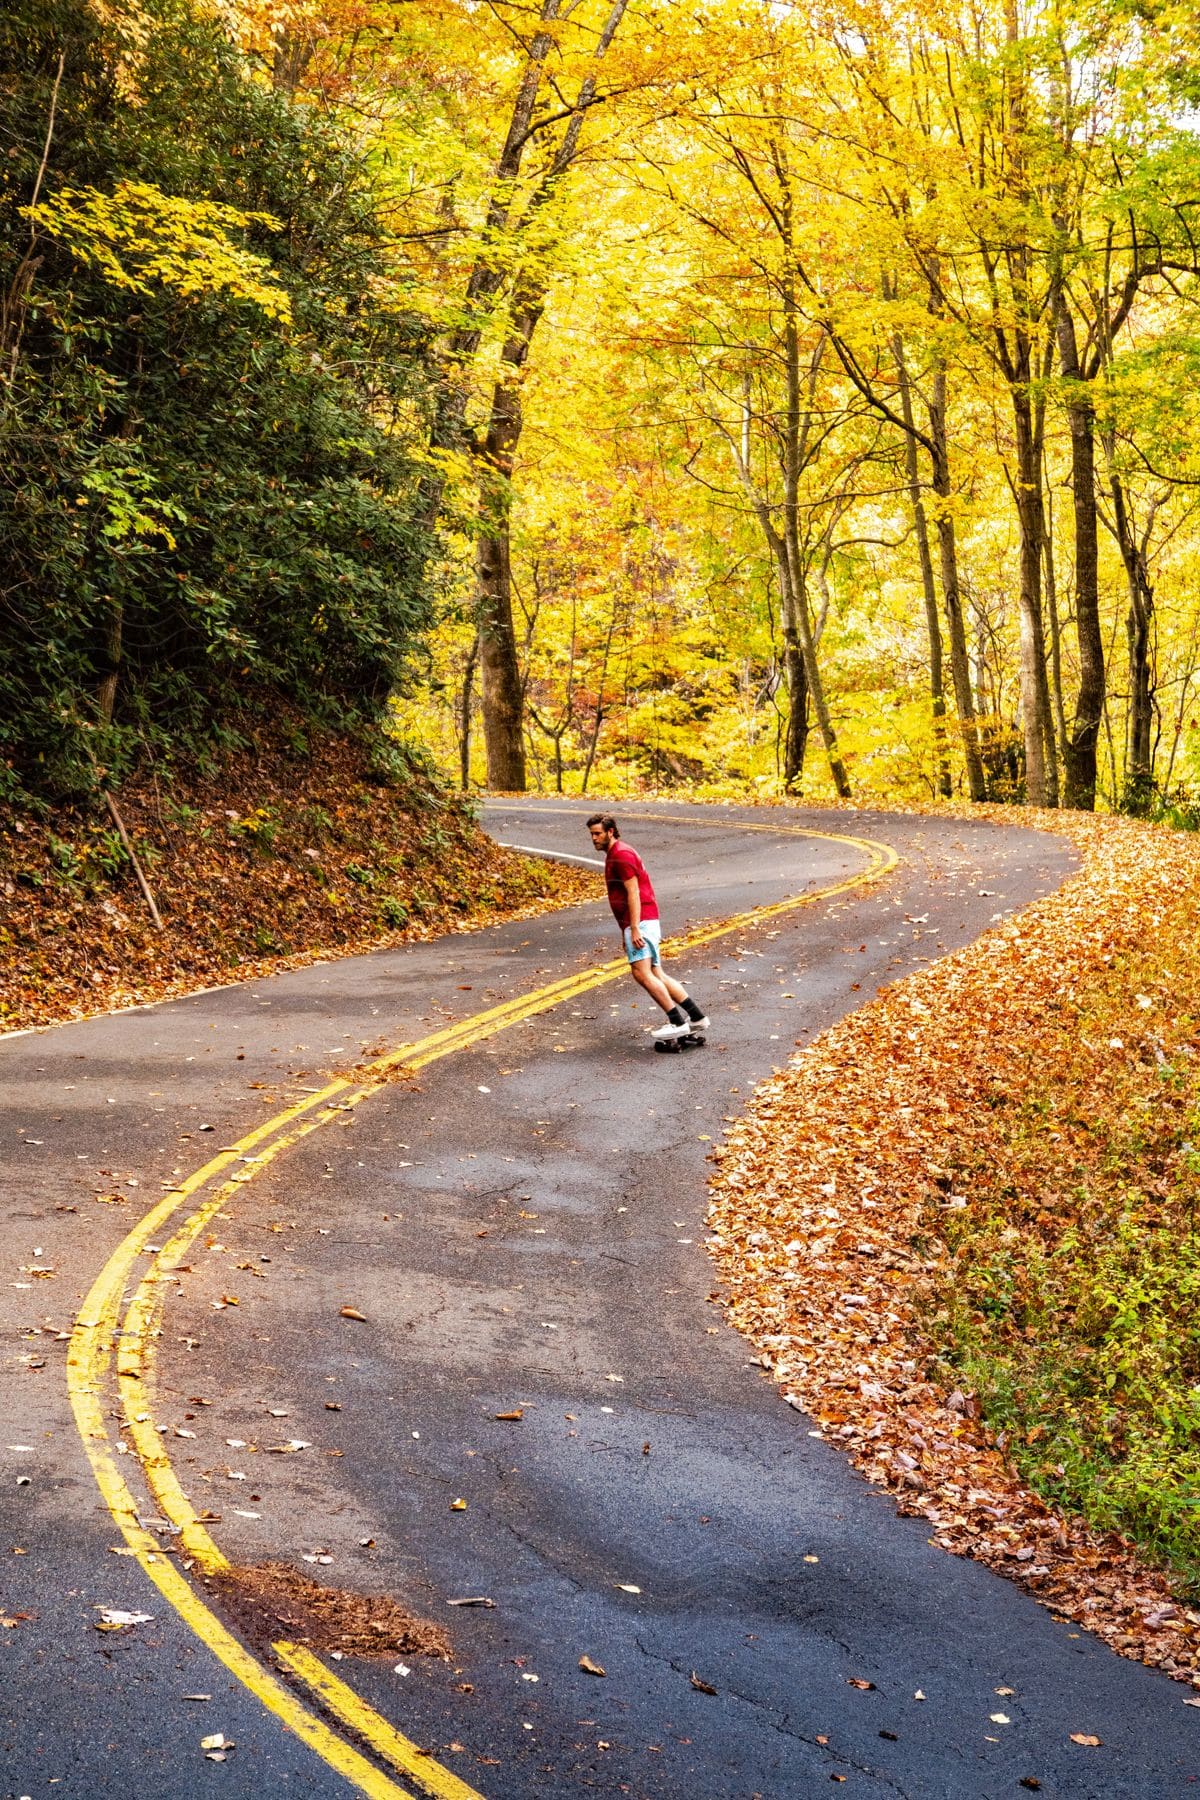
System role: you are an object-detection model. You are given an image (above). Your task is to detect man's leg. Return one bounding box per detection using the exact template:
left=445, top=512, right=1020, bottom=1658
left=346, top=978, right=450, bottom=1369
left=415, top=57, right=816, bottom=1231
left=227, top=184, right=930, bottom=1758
left=629, top=955, right=678, bottom=1015
left=659, top=966, right=690, bottom=1005
left=624, top=925, right=709, bottom=1034
left=653, top=948, right=709, bottom=1030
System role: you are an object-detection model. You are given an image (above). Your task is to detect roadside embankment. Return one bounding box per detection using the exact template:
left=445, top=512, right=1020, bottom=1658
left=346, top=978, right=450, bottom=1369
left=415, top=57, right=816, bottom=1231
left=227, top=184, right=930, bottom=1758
left=0, top=735, right=592, bottom=1032
left=709, top=810, right=1200, bottom=1684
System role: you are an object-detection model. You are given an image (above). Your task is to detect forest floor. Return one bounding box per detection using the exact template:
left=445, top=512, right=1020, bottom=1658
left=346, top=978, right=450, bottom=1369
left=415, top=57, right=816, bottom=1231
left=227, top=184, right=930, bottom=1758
left=709, top=801, right=1200, bottom=1688
left=0, top=734, right=592, bottom=1034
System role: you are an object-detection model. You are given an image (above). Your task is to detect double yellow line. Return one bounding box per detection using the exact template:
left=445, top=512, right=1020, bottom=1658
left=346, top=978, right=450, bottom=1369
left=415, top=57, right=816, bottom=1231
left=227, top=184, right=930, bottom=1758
left=67, top=821, right=896, bottom=1797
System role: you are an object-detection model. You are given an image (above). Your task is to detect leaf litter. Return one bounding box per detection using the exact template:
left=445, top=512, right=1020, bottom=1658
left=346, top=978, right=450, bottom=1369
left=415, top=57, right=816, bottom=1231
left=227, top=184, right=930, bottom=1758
left=207, top=1562, right=449, bottom=1660
left=0, top=730, right=593, bottom=1034
left=708, top=808, right=1200, bottom=1686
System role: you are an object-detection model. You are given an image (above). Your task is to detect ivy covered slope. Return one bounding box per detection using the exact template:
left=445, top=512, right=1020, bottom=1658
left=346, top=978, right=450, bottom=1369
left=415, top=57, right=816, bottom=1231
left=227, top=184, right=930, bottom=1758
left=0, top=0, right=433, bottom=804
left=0, top=726, right=592, bottom=1031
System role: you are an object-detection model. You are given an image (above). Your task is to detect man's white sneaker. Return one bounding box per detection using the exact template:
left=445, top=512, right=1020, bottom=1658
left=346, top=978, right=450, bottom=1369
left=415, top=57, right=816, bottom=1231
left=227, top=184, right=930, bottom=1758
left=685, top=1015, right=709, bottom=1033
left=651, top=1019, right=691, bottom=1042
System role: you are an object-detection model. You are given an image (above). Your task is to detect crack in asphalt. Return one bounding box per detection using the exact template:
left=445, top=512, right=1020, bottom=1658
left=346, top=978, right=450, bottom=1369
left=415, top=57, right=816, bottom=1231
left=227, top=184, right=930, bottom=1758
left=630, top=1635, right=914, bottom=1795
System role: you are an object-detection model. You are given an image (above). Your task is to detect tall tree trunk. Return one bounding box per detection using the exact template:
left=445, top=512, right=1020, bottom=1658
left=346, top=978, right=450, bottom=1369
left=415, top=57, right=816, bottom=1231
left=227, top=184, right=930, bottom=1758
left=893, top=335, right=951, bottom=797
left=720, top=373, right=812, bottom=789
left=778, top=552, right=810, bottom=788
left=1001, top=0, right=1057, bottom=807
left=439, top=0, right=627, bottom=787
left=420, top=0, right=565, bottom=525
left=472, top=286, right=548, bottom=790
left=1010, top=387, right=1052, bottom=805
left=928, top=367, right=987, bottom=801
left=1042, top=477, right=1067, bottom=767
left=1127, top=577, right=1155, bottom=795
left=96, top=597, right=123, bottom=726
left=476, top=480, right=527, bottom=792
left=458, top=633, right=477, bottom=790
left=1105, top=459, right=1155, bottom=800
left=581, top=601, right=619, bottom=793
left=1, top=50, right=64, bottom=414
left=777, top=168, right=850, bottom=798
left=1056, top=303, right=1105, bottom=810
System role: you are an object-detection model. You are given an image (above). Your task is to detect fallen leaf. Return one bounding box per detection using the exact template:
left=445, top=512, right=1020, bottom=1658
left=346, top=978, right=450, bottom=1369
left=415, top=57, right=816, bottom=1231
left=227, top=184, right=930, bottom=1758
left=690, top=1672, right=717, bottom=1694
left=494, top=1409, right=524, bottom=1421
left=339, top=1307, right=368, bottom=1322
left=449, top=1497, right=467, bottom=1511
left=446, top=1596, right=494, bottom=1608
left=1069, top=1733, right=1102, bottom=1747
left=847, top=1678, right=875, bottom=1691
left=96, top=1607, right=153, bottom=1628
left=579, top=1655, right=606, bottom=1676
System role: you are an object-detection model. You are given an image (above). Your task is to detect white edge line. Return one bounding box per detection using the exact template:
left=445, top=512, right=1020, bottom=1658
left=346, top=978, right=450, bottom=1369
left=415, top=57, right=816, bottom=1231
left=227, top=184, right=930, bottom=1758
left=498, top=841, right=605, bottom=869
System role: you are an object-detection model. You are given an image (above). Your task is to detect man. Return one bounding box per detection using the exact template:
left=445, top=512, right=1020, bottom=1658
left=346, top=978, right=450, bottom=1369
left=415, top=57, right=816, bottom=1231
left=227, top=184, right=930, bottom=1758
left=586, top=813, right=709, bottom=1042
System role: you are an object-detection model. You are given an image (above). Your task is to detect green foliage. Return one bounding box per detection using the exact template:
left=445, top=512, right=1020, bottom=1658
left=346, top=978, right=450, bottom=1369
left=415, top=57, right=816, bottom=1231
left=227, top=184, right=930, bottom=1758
left=1119, top=779, right=1200, bottom=831
left=0, top=0, right=438, bottom=803
left=226, top=807, right=279, bottom=851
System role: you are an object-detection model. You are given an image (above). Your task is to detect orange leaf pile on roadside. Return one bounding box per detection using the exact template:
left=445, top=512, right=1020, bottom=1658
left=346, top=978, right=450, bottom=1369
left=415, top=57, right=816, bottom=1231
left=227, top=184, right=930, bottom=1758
left=708, top=809, right=1200, bottom=1684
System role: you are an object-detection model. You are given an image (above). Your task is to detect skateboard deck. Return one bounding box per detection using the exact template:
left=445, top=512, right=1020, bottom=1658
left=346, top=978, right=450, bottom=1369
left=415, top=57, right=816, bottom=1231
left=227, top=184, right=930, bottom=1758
left=653, top=1031, right=707, bottom=1054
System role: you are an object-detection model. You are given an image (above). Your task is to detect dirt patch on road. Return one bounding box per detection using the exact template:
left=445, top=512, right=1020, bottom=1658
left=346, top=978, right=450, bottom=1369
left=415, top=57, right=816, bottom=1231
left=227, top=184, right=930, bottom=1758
left=208, top=1561, right=450, bottom=1659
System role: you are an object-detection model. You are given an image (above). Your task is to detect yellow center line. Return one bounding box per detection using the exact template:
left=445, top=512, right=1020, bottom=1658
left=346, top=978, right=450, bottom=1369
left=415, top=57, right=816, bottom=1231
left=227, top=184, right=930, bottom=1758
left=277, top=1645, right=487, bottom=1800
left=69, top=822, right=897, bottom=1799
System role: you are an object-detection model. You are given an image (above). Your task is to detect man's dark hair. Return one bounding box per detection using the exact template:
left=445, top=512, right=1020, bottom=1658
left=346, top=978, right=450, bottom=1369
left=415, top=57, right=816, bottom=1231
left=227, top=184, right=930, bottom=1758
left=587, top=813, right=618, bottom=836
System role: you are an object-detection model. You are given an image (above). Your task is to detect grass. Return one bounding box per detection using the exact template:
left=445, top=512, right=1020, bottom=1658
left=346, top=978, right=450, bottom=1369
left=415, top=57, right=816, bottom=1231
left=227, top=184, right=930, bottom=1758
left=930, top=911, right=1200, bottom=1597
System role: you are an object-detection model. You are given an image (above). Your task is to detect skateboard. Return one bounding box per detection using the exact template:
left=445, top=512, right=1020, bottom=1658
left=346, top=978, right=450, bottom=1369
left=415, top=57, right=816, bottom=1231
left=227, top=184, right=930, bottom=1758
left=653, top=1030, right=707, bottom=1054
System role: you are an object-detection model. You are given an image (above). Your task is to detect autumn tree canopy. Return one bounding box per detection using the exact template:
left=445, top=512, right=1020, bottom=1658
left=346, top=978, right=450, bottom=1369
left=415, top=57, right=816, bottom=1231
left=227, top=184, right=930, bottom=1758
left=4, top=0, right=1200, bottom=811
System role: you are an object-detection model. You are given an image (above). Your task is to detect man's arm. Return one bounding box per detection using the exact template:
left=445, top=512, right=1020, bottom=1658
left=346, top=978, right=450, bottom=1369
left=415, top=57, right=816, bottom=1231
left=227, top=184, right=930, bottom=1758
left=624, top=874, right=643, bottom=947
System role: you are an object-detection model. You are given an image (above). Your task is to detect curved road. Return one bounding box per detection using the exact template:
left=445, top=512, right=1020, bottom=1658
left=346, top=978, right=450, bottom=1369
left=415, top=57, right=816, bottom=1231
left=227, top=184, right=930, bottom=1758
left=2, top=800, right=1196, bottom=1798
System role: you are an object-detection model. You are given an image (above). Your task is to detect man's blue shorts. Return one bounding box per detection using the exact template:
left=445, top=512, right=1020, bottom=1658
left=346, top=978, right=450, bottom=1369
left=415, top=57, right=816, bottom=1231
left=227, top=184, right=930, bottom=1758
left=623, top=919, right=662, bottom=966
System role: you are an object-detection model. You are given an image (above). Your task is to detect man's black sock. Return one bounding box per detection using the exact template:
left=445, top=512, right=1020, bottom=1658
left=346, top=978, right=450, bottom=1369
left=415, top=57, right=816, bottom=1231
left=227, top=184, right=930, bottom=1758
left=666, top=1005, right=688, bottom=1026
left=682, top=997, right=706, bottom=1022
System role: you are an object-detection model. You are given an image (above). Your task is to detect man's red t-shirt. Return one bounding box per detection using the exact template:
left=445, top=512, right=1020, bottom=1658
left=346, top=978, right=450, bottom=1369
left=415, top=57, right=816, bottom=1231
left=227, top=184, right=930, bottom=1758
left=604, top=840, right=659, bottom=930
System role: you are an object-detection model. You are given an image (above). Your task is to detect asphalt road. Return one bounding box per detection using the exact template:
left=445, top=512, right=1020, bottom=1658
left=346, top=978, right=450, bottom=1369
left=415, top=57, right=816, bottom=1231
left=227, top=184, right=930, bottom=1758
left=3, top=798, right=1197, bottom=1799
